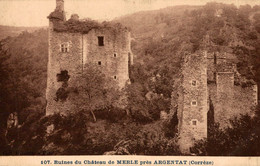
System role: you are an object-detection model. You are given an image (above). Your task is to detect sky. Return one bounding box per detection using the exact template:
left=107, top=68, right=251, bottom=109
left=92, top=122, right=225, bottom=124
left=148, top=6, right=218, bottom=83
left=0, top=0, right=259, bottom=27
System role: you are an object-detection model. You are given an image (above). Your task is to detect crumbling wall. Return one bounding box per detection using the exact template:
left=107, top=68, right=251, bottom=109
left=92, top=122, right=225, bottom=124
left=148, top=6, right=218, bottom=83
left=83, top=28, right=131, bottom=88
left=215, top=72, right=234, bottom=127
left=208, top=76, right=257, bottom=128
left=232, top=85, right=257, bottom=116
left=207, top=52, right=216, bottom=82
left=46, top=30, right=83, bottom=115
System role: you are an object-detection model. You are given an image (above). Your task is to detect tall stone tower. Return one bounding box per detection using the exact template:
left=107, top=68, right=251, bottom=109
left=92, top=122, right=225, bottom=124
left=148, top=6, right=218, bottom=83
left=46, top=0, right=133, bottom=115
left=177, top=51, right=208, bottom=153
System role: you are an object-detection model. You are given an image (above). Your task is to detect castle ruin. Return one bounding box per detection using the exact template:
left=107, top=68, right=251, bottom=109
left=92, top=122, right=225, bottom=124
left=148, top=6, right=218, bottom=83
left=46, top=0, right=133, bottom=115
left=45, top=0, right=258, bottom=154
left=175, top=49, right=258, bottom=153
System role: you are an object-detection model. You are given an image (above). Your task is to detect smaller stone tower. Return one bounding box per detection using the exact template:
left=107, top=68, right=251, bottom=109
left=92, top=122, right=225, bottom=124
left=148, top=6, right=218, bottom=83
left=177, top=51, right=208, bottom=153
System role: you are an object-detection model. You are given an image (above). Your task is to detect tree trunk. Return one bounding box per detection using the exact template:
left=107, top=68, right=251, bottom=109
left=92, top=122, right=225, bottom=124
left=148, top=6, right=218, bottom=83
left=90, top=110, right=96, bottom=122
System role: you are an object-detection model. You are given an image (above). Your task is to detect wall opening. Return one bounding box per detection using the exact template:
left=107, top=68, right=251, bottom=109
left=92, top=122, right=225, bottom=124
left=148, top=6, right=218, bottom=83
left=114, top=53, right=117, bottom=57
left=57, top=70, right=70, bottom=82
left=114, top=76, right=117, bottom=79
left=98, top=61, right=102, bottom=65
left=98, top=36, right=104, bottom=46
left=164, top=109, right=178, bottom=138
left=191, top=80, right=197, bottom=87
left=56, top=70, right=70, bottom=102
left=207, top=97, right=215, bottom=136
left=191, top=100, right=197, bottom=106
left=213, top=53, right=217, bottom=64
left=60, top=43, right=69, bottom=53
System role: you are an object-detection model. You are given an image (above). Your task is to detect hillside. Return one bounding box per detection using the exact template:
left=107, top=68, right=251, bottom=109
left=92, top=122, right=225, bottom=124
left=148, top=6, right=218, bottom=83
left=116, top=4, right=260, bottom=103
left=0, top=25, right=46, bottom=40
left=0, top=2, right=260, bottom=155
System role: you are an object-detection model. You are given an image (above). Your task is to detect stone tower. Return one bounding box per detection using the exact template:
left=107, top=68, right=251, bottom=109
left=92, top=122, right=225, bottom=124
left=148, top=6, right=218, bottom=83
left=46, top=0, right=133, bottom=115
left=175, top=32, right=258, bottom=153
left=177, top=51, right=208, bottom=153
left=56, top=0, right=64, bottom=12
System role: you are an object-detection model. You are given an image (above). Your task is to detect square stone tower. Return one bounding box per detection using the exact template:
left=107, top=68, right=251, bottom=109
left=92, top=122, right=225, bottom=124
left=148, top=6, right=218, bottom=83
left=46, top=0, right=133, bottom=115
left=177, top=51, right=208, bottom=153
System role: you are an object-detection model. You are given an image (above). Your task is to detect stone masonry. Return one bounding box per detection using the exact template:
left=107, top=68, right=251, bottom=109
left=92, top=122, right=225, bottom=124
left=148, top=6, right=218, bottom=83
left=177, top=51, right=208, bottom=153
left=176, top=50, right=258, bottom=153
left=46, top=0, right=133, bottom=115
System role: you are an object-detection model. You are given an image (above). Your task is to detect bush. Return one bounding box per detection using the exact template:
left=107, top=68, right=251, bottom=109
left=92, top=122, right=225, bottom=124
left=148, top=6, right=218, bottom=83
left=192, top=106, right=260, bottom=156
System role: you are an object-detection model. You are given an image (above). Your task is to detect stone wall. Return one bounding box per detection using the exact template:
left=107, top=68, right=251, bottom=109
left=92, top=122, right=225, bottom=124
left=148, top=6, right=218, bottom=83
left=215, top=72, right=234, bottom=127
left=83, top=28, right=131, bottom=88
left=208, top=77, right=257, bottom=128
left=178, top=51, right=208, bottom=153
left=233, top=85, right=257, bottom=116
left=46, top=27, right=83, bottom=115
left=176, top=48, right=258, bottom=153
left=207, top=52, right=216, bottom=82
left=207, top=52, right=237, bottom=83
left=46, top=16, right=132, bottom=115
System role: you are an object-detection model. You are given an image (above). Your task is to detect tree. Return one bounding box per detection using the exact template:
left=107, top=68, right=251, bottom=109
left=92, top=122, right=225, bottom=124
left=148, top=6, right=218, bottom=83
left=0, top=39, right=12, bottom=155
left=70, top=64, right=122, bottom=121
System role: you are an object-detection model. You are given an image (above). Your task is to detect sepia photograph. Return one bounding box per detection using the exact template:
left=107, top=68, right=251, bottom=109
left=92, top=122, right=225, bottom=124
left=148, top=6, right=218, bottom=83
left=0, top=0, right=260, bottom=158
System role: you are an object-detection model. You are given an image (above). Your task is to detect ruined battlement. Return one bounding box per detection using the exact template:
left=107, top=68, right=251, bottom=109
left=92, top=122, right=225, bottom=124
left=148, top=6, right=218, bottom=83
left=48, top=4, right=128, bottom=35
left=49, top=13, right=128, bottom=34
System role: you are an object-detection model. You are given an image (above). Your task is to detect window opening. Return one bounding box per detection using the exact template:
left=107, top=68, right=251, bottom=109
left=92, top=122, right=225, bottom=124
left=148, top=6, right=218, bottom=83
left=191, top=80, right=197, bottom=87
left=57, top=70, right=70, bottom=82
left=191, top=100, right=197, bottom=106
left=98, top=36, right=104, bottom=46
left=61, top=43, right=69, bottom=52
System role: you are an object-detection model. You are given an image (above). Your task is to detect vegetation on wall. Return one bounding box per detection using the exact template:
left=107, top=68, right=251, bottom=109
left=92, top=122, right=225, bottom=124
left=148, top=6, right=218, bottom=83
left=51, top=13, right=127, bottom=34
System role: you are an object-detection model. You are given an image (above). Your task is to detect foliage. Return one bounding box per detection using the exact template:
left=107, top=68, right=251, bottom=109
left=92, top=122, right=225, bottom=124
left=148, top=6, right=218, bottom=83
left=0, top=30, right=48, bottom=155
left=192, top=106, right=260, bottom=156
left=40, top=116, right=180, bottom=155
left=53, top=17, right=127, bottom=34
left=163, top=111, right=178, bottom=138
left=71, top=64, right=122, bottom=114
left=126, top=63, right=172, bottom=122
